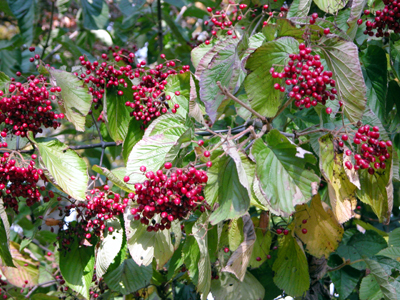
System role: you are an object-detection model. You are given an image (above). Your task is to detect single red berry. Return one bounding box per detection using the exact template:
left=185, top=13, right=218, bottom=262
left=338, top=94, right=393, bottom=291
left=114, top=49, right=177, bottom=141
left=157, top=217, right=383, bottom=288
left=140, top=166, right=146, bottom=172
left=302, top=219, right=307, bottom=224
left=326, top=107, right=332, bottom=114
left=123, top=176, right=130, bottom=182
left=312, top=13, right=318, bottom=19
left=341, top=134, right=348, bottom=141
left=204, top=150, right=211, bottom=157
left=108, top=227, right=114, bottom=232
left=323, top=28, right=330, bottom=35
left=276, top=228, right=283, bottom=234
left=224, top=247, right=229, bottom=253
left=207, top=7, right=212, bottom=12
left=267, top=254, right=272, bottom=259
left=164, top=162, right=172, bottom=169
left=357, top=19, right=363, bottom=25
left=302, top=228, right=307, bottom=234
left=31, top=154, right=37, bottom=160
left=206, top=161, right=212, bottom=168
left=345, top=161, right=353, bottom=170
left=256, top=257, right=261, bottom=261
left=198, top=140, right=204, bottom=146
left=386, top=141, right=392, bottom=147
left=29, top=46, right=35, bottom=52
left=175, top=91, right=180, bottom=96
left=364, top=9, right=370, bottom=15
left=263, top=4, right=269, bottom=9
left=283, top=229, right=289, bottom=235
left=160, top=54, right=166, bottom=59
left=47, top=252, right=52, bottom=256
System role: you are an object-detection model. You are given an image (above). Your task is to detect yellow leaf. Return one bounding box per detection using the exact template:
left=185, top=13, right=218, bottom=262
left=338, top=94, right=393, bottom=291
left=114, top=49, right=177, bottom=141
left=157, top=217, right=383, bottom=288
left=294, top=194, right=344, bottom=258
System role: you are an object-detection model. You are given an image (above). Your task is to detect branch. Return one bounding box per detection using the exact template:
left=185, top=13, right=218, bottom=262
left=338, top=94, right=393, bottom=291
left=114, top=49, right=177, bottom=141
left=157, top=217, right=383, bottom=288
left=25, top=280, right=57, bottom=298
left=157, top=0, right=163, bottom=52
left=42, top=0, right=56, bottom=57
left=216, top=81, right=269, bottom=125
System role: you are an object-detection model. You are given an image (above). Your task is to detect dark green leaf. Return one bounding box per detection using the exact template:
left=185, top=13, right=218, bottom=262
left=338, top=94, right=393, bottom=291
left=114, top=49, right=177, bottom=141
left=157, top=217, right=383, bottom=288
left=336, top=230, right=387, bottom=270
left=0, top=199, right=13, bottom=267
left=251, top=130, right=320, bottom=216
left=122, top=118, right=144, bottom=164
left=360, top=45, right=387, bottom=121
left=80, top=0, right=110, bottom=30
left=245, top=37, right=299, bottom=118
left=59, top=241, right=95, bottom=299
left=287, top=0, right=312, bottom=17
left=330, top=265, right=362, bottom=300
left=104, top=259, right=153, bottom=294
left=0, top=72, right=10, bottom=92
left=6, top=0, right=35, bottom=45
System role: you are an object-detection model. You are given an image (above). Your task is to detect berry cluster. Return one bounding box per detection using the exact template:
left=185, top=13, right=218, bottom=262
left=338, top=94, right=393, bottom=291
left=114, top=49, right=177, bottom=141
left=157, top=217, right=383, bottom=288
left=0, top=75, right=64, bottom=137
left=270, top=43, right=337, bottom=113
left=57, top=187, right=128, bottom=251
left=363, top=4, right=400, bottom=37
left=340, top=125, right=392, bottom=175
left=127, top=163, right=209, bottom=231
left=75, top=52, right=189, bottom=126
left=0, top=153, right=47, bottom=213
left=203, top=3, right=282, bottom=45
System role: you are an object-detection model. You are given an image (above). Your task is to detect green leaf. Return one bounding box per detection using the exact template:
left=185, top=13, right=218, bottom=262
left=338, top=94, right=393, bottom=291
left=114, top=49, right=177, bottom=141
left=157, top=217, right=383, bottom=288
left=104, top=86, right=132, bottom=142
left=356, top=144, right=393, bottom=224
left=390, top=39, right=400, bottom=81
left=80, top=0, right=110, bottom=30
left=164, top=72, right=190, bottom=119
left=360, top=274, right=384, bottom=300
left=228, top=218, right=244, bottom=252
left=245, top=37, right=299, bottom=118
left=336, top=230, right=387, bottom=270
left=249, top=223, right=272, bottom=269
left=117, top=0, right=146, bottom=17
left=363, top=257, right=397, bottom=300
left=294, top=194, right=344, bottom=258
left=251, top=130, right=320, bottom=216
left=272, top=234, right=309, bottom=297
left=122, top=118, right=144, bottom=165
left=49, top=69, right=92, bottom=131
left=192, top=40, right=218, bottom=70
left=56, top=0, right=71, bottom=15
left=287, top=0, right=312, bottom=17
left=389, top=228, right=400, bottom=247
left=210, top=272, right=265, bottom=299
left=316, top=36, right=367, bottom=122
left=319, top=134, right=358, bottom=223
left=124, top=212, right=174, bottom=267
left=96, top=219, right=123, bottom=278
left=377, top=247, right=400, bottom=261
left=199, top=38, right=244, bottom=123
left=193, top=213, right=211, bottom=299
left=249, top=262, right=282, bottom=299
left=329, top=262, right=362, bottom=300
left=59, top=241, right=95, bottom=299
left=313, top=0, right=348, bottom=13
left=162, top=12, right=189, bottom=45
left=29, top=134, right=89, bottom=201
left=103, top=259, right=153, bottom=294
left=0, top=72, right=10, bottom=92
left=92, top=166, right=135, bottom=193
left=360, top=45, right=388, bottom=121
left=126, top=116, right=192, bottom=183
left=347, top=0, right=368, bottom=39
left=0, top=199, right=13, bottom=267
left=6, top=0, right=35, bottom=45
left=206, top=153, right=251, bottom=225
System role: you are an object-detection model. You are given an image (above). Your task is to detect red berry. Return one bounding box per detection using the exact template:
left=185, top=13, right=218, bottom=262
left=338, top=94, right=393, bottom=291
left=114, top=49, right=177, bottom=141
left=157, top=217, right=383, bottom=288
left=302, top=228, right=307, bottom=234
left=47, top=252, right=52, bottom=256
left=302, top=219, right=307, bottom=224
left=267, top=254, right=272, bottom=259
left=256, top=257, right=261, bottom=261
left=164, top=162, right=172, bottom=169
left=160, top=54, right=166, bottom=59
left=283, top=229, right=289, bottom=235
left=197, top=140, right=204, bottom=146
left=224, top=247, right=229, bottom=253
left=312, top=13, right=318, bottom=19
left=206, top=161, right=212, bottom=168
left=204, top=151, right=211, bottom=157
left=357, top=19, right=363, bottom=25
left=386, top=141, right=392, bottom=147
left=323, top=28, right=330, bottom=35
left=326, top=107, right=332, bottom=114
left=345, top=161, right=353, bottom=170
left=341, top=134, right=348, bottom=141
left=276, top=228, right=283, bottom=234
left=29, top=46, right=35, bottom=52
left=364, top=9, right=370, bottom=15
left=123, top=176, right=130, bottom=182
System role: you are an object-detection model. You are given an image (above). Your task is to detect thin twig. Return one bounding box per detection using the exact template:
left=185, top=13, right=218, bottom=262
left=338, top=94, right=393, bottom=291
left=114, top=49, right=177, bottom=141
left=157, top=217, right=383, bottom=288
left=91, top=113, right=105, bottom=184
left=42, top=0, right=56, bottom=57
left=25, top=280, right=57, bottom=298
left=216, top=81, right=269, bottom=125
left=157, top=0, right=163, bottom=52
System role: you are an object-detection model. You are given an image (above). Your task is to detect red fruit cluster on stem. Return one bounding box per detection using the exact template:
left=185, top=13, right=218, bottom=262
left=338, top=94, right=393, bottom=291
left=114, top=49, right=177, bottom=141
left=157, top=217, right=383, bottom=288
left=129, top=164, right=209, bottom=231
left=0, top=153, right=46, bottom=213
left=0, top=75, right=64, bottom=137
left=75, top=52, right=188, bottom=126
left=363, top=1, right=400, bottom=37
left=341, top=125, right=392, bottom=175
left=270, top=43, right=337, bottom=110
